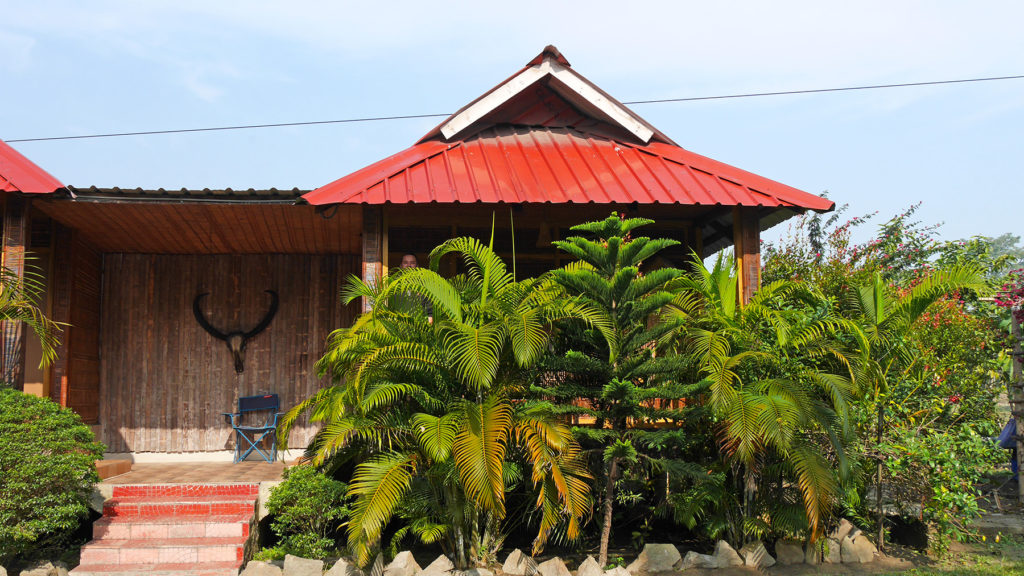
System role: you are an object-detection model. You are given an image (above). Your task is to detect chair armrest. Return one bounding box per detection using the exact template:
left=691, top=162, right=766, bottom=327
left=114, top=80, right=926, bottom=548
left=222, top=412, right=240, bottom=426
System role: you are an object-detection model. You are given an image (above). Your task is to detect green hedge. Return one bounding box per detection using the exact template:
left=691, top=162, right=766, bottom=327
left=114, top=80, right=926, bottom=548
left=0, top=388, right=105, bottom=565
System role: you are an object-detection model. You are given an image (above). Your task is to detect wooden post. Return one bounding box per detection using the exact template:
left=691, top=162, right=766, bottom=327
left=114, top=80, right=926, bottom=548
left=49, top=224, right=73, bottom=406
left=732, top=207, right=760, bottom=304
left=361, top=205, right=383, bottom=313
left=1012, top=311, right=1024, bottom=503
left=1, top=195, right=30, bottom=389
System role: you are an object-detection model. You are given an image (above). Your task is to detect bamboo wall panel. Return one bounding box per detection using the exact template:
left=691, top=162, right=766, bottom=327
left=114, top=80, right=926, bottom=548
left=1, top=196, right=30, bottom=388
left=99, top=254, right=359, bottom=453
left=48, top=225, right=103, bottom=423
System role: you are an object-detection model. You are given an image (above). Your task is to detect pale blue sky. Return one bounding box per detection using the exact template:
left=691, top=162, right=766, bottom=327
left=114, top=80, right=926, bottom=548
left=2, top=1, right=1022, bottom=244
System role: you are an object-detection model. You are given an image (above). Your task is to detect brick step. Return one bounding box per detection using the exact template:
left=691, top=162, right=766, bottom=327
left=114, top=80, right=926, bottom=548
left=93, top=513, right=253, bottom=539
left=70, top=560, right=240, bottom=576
left=103, top=495, right=258, bottom=518
left=111, top=484, right=259, bottom=498
left=79, top=537, right=245, bottom=566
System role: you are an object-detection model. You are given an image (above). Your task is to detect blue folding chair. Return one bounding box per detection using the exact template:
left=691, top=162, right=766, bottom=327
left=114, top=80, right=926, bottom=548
left=223, top=394, right=282, bottom=463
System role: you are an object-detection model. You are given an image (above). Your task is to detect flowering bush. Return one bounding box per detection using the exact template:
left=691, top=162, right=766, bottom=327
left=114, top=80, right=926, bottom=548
left=995, top=269, right=1024, bottom=324
left=764, top=203, right=1014, bottom=552
left=881, top=425, right=1002, bottom=554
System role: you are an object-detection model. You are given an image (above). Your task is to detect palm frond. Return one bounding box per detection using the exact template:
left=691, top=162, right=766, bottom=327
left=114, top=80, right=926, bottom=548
left=347, top=452, right=418, bottom=564
left=452, top=396, right=512, bottom=516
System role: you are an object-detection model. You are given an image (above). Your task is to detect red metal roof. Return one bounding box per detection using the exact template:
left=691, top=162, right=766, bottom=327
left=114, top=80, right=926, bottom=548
left=0, top=139, right=64, bottom=194
left=303, top=125, right=833, bottom=210
left=304, top=46, right=833, bottom=212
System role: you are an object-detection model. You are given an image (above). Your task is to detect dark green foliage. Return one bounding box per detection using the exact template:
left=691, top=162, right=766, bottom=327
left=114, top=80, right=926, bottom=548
left=256, top=465, right=351, bottom=561
left=545, top=213, right=704, bottom=564
left=282, top=234, right=594, bottom=567
left=763, top=203, right=1011, bottom=552
left=0, top=388, right=104, bottom=565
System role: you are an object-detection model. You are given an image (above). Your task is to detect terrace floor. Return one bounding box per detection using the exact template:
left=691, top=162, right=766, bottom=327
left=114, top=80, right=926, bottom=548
left=101, top=461, right=286, bottom=485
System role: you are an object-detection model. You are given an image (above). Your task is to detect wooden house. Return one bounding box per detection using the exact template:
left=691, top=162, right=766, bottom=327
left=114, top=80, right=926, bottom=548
left=0, top=46, right=832, bottom=458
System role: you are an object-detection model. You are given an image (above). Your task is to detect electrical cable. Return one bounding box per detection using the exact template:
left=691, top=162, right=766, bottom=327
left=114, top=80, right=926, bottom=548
left=6, top=73, right=1023, bottom=143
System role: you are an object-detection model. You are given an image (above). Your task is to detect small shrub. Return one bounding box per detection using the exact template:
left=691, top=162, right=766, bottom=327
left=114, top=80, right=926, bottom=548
left=0, top=388, right=104, bottom=565
left=256, top=465, right=350, bottom=560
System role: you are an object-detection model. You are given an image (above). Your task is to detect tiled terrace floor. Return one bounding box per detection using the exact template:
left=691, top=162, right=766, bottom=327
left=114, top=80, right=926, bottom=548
left=102, top=461, right=286, bottom=485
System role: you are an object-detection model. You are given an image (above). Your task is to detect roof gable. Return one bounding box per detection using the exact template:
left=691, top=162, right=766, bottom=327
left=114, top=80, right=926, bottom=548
left=419, top=46, right=672, bottom=146
left=304, top=46, right=833, bottom=214
left=0, top=139, right=64, bottom=194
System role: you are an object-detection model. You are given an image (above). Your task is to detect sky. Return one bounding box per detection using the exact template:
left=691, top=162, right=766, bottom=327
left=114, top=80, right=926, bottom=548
left=2, top=1, right=1022, bottom=245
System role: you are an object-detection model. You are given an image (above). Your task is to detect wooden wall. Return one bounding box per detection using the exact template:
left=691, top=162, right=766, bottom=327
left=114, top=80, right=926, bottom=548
left=50, top=225, right=102, bottom=422
left=99, top=254, right=359, bottom=453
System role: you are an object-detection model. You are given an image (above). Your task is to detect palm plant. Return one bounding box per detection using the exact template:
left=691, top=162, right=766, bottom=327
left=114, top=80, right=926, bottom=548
left=667, top=252, right=857, bottom=544
left=842, top=267, right=986, bottom=549
left=546, top=214, right=700, bottom=565
left=280, top=234, right=600, bottom=567
left=0, top=258, right=61, bottom=385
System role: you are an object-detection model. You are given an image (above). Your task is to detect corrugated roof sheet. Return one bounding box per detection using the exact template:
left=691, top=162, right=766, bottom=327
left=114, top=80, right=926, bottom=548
left=0, top=139, right=64, bottom=193
left=305, top=46, right=833, bottom=212
left=302, top=125, right=834, bottom=210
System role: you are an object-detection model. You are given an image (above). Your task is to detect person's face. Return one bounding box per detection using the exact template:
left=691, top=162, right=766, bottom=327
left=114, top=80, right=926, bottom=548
left=401, top=254, right=418, bottom=269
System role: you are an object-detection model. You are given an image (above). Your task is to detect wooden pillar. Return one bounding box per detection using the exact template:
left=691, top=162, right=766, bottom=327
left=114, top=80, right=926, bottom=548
left=361, top=205, right=383, bottom=313
left=49, top=224, right=73, bottom=406
left=732, top=207, right=761, bottom=304
left=1, top=195, right=30, bottom=389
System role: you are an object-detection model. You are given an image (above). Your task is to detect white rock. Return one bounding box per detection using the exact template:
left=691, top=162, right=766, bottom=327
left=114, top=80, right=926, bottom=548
left=604, top=567, right=631, bottom=576
left=285, top=555, right=325, bottom=576
left=840, top=536, right=858, bottom=563
left=738, top=541, right=775, bottom=568
left=1, top=565, right=7, bottom=576
left=774, top=540, right=803, bottom=565
left=625, top=544, right=681, bottom=574
left=576, top=556, right=603, bottom=576
left=679, top=552, right=716, bottom=570
left=830, top=518, right=854, bottom=541
left=423, top=556, right=454, bottom=574
left=712, top=541, right=743, bottom=568
left=242, top=561, right=284, bottom=576
left=370, top=555, right=385, bottom=576
left=18, top=561, right=54, bottom=576
left=384, top=552, right=421, bottom=576
left=804, top=542, right=821, bottom=565
left=850, top=534, right=878, bottom=563
left=536, top=557, right=571, bottom=576
left=502, top=550, right=538, bottom=576
left=823, top=538, right=842, bottom=564
left=326, top=558, right=364, bottom=576
left=465, top=569, right=492, bottom=576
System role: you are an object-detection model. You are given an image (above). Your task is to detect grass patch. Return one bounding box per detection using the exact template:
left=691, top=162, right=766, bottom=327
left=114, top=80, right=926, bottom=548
left=882, top=534, right=1024, bottom=575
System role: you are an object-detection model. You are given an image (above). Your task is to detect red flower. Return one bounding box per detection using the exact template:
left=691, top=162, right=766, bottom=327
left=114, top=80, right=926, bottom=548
left=948, top=394, right=961, bottom=404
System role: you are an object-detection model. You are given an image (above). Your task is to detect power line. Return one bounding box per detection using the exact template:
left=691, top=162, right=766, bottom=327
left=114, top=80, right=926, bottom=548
left=7, top=73, right=1023, bottom=143
left=623, top=74, right=1024, bottom=104
left=5, top=113, right=452, bottom=143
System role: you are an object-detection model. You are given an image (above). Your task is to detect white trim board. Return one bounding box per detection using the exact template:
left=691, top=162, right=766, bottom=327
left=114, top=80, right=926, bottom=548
left=440, top=58, right=654, bottom=144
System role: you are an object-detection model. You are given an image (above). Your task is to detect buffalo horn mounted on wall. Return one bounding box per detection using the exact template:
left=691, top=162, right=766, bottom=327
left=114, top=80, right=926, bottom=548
left=193, top=290, right=279, bottom=373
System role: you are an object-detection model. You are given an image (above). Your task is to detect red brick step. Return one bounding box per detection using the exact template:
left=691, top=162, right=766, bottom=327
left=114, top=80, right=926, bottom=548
left=71, top=482, right=259, bottom=576
left=80, top=536, right=245, bottom=565
left=93, top=513, right=253, bottom=540
left=111, top=484, right=258, bottom=498
left=69, top=561, right=241, bottom=576
left=103, top=494, right=257, bottom=518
